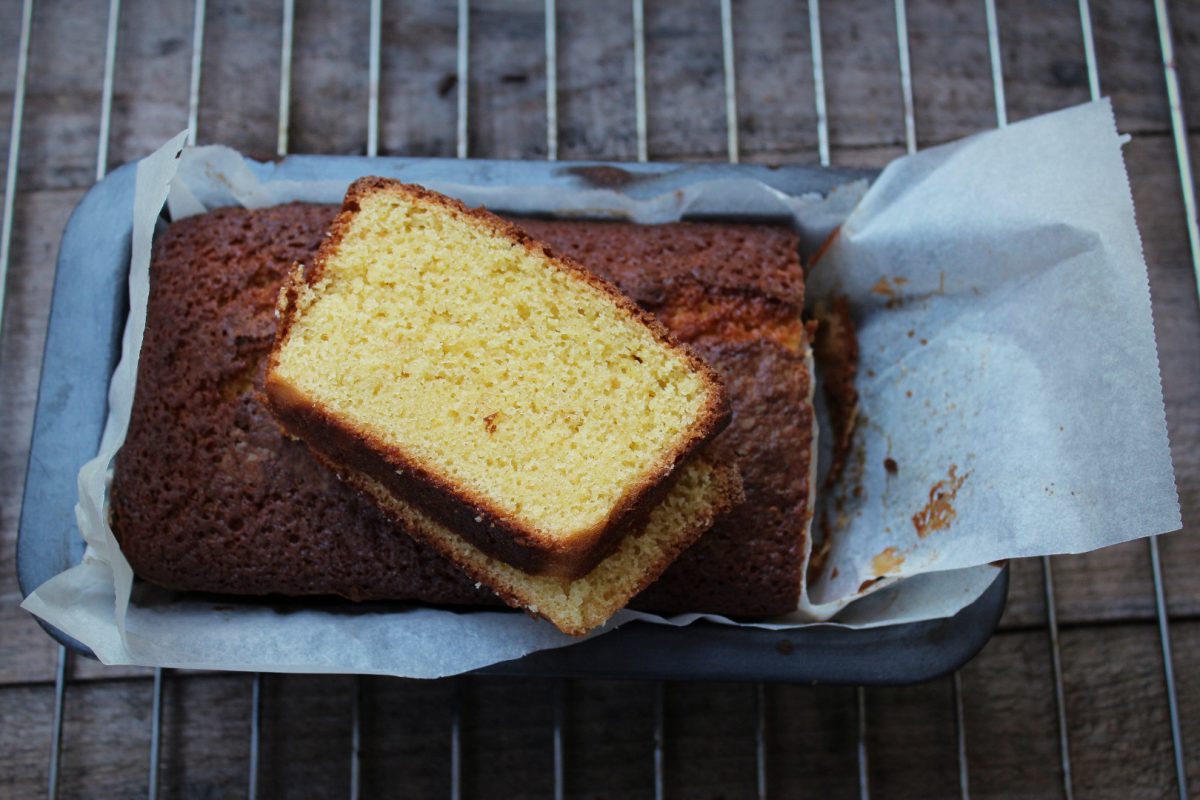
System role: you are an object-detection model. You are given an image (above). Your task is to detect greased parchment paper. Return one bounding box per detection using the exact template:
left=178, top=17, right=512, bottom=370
left=23, top=100, right=1181, bottom=677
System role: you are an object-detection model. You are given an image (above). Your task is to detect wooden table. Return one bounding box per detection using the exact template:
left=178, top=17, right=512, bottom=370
left=2, top=1, right=1197, bottom=797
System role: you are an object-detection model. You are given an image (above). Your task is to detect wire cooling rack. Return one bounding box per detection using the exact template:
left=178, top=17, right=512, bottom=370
left=1, top=1, right=1195, bottom=798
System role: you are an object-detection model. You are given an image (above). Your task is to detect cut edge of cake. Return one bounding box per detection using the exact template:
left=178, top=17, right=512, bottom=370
left=322, top=451, right=744, bottom=635
left=265, top=178, right=733, bottom=579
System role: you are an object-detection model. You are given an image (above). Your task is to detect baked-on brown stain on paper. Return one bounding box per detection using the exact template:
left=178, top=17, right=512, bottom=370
left=858, top=576, right=884, bottom=593
left=871, top=275, right=910, bottom=298
left=912, top=464, right=969, bottom=537
left=871, top=546, right=904, bottom=576
left=871, top=276, right=896, bottom=297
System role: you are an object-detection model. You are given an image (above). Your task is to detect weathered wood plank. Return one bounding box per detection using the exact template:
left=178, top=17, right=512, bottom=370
left=558, top=679, right=656, bottom=799
left=1172, top=621, right=1200, bottom=795
left=359, top=676, right=456, bottom=798
left=157, top=671, right=255, bottom=800
left=661, top=681, right=759, bottom=800
left=907, top=0, right=1001, bottom=148
left=289, top=0, right=370, bottom=156
left=864, top=678, right=961, bottom=799
left=108, top=0, right=193, bottom=169
left=1122, top=130, right=1200, bottom=620
left=0, top=685, right=53, bottom=799
left=0, top=0, right=21, bottom=192
left=194, top=0, right=283, bottom=159
left=998, top=555, right=1047, bottom=628
left=642, top=0, right=727, bottom=161
left=764, top=683, right=860, bottom=799
left=728, top=0, right=819, bottom=162
left=13, top=628, right=1188, bottom=799
left=56, top=677, right=155, bottom=799
left=377, top=0, right=459, bottom=159
left=16, top=0, right=107, bottom=191
left=997, top=0, right=1094, bottom=124
left=468, top=0, right=551, bottom=160
left=5, top=0, right=1200, bottom=184
left=958, top=623, right=1196, bottom=798
left=459, top=676, right=557, bottom=799
left=823, top=0, right=908, bottom=156
left=1061, top=623, right=1183, bottom=799
left=258, top=674, right=355, bottom=799
left=556, top=0, right=638, bottom=162
left=959, top=629, right=1065, bottom=798
left=0, top=188, right=83, bottom=686
left=1093, top=0, right=1174, bottom=134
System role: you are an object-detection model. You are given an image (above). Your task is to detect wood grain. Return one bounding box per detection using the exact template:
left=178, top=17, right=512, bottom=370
left=1, top=1, right=1198, bottom=798
left=1060, top=623, right=1181, bottom=799
left=109, top=0, right=193, bottom=170
left=1, top=188, right=85, bottom=687
left=556, top=1, right=639, bottom=162
left=864, top=679, right=961, bottom=799
left=378, top=0, right=459, bottom=159
left=195, top=0, right=283, bottom=158
left=1174, top=622, right=1200, bottom=794
left=289, top=0, right=370, bottom=156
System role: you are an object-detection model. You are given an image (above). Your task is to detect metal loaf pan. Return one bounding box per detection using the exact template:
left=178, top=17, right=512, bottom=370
left=16, top=156, right=1007, bottom=684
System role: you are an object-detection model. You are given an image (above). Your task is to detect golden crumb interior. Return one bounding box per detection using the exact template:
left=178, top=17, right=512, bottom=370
left=274, top=188, right=714, bottom=539
left=348, top=456, right=740, bottom=635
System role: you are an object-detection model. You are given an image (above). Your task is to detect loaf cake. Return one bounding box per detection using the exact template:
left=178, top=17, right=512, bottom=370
left=111, top=202, right=815, bottom=620
left=265, top=179, right=731, bottom=580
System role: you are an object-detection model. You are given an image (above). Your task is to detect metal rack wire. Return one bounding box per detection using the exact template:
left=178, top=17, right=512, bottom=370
left=1, top=1, right=1194, bottom=798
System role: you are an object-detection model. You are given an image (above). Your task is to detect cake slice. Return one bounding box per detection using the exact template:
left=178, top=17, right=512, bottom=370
left=518, top=218, right=816, bottom=616
left=265, top=178, right=731, bottom=579
left=331, top=450, right=742, bottom=635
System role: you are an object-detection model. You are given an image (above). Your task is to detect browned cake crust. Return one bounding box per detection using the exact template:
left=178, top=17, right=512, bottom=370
left=110, top=204, right=492, bottom=605
left=112, top=205, right=814, bottom=618
left=811, top=296, right=860, bottom=488
left=264, top=179, right=733, bottom=578
left=517, top=219, right=815, bottom=616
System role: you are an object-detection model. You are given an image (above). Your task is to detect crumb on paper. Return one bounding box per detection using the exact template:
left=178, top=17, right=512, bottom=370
left=871, top=546, right=905, bottom=576
left=912, top=464, right=970, bottom=538
left=871, top=276, right=897, bottom=297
